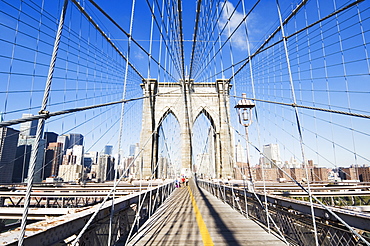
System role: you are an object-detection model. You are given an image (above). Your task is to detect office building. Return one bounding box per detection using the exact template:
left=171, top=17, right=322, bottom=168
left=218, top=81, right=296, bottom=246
left=43, top=142, right=63, bottom=179
left=196, top=153, right=212, bottom=179
left=58, top=164, right=82, bottom=182
left=57, top=133, right=83, bottom=153
left=93, top=154, right=114, bottom=182
left=235, top=141, right=246, bottom=163
left=44, top=132, right=58, bottom=147
left=263, top=143, right=281, bottom=168
left=104, top=145, right=113, bottom=155
left=73, top=145, right=84, bottom=166
left=67, top=133, right=84, bottom=149
left=58, top=145, right=84, bottom=182
left=0, top=127, right=19, bottom=183
left=57, top=135, right=68, bottom=153
left=13, top=137, right=45, bottom=183
left=84, top=151, right=98, bottom=169
left=19, top=113, right=37, bottom=137
left=129, top=144, right=136, bottom=156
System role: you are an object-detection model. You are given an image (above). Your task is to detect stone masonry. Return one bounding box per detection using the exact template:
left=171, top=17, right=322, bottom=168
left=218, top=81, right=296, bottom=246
left=138, top=79, right=234, bottom=179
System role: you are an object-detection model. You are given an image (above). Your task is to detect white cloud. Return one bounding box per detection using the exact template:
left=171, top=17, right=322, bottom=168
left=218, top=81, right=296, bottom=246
left=134, top=51, right=145, bottom=60
left=219, top=1, right=256, bottom=51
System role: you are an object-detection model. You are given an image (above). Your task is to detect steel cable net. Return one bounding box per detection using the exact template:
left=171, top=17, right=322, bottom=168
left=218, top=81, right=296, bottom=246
left=191, top=0, right=370, bottom=245
left=157, top=112, right=181, bottom=178
left=192, top=112, right=216, bottom=179
left=0, top=0, right=146, bottom=182
left=1, top=0, right=370, bottom=245
left=231, top=0, right=370, bottom=173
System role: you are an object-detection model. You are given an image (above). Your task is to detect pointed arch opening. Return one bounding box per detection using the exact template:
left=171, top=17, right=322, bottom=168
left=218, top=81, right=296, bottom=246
left=155, top=109, right=181, bottom=178
left=192, top=109, right=217, bottom=179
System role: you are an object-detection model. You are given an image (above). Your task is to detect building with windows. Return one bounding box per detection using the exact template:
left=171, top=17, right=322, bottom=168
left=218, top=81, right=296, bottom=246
left=19, top=114, right=37, bottom=137
left=263, top=143, right=282, bottom=168
left=67, top=133, right=84, bottom=149
left=0, top=127, right=19, bottom=183
left=57, top=133, right=84, bottom=153
left=92, top=154, right=114, bottom=182
left=43, top=142, right=63, bottom=179
left=104, top=145, right=113, bottom=155
left=13, top=137, right=45, bottom=183
left=58, top=145, right=84, bottom=182
left=44, top=132, right=58, bottom=147
left=235, top=141, right=246, bottom=163
left=84, top=151, right=98, bottom=169
left=338, top=165, right=370, bottom=182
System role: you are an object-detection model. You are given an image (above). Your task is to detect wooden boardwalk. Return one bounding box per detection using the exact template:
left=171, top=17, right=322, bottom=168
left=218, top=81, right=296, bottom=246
left=127, top=181, right=286, bottom=245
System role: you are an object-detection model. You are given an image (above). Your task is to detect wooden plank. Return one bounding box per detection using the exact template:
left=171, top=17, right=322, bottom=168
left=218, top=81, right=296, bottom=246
left=127, top=181, right=286, bottom=245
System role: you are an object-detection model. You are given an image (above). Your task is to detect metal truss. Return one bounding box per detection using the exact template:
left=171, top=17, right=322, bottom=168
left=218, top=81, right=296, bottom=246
left=0, top=182, right=175, bottom=246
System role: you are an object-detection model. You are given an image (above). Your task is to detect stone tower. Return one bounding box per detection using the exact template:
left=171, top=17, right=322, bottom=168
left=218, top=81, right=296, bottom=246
left=138, top=79, right=234, bottom=179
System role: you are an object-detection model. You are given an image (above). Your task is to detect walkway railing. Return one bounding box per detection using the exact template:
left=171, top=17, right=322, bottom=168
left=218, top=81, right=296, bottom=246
left=0, top=182, right=175, bottom=246
left=197, top=180, right=370, bottom=246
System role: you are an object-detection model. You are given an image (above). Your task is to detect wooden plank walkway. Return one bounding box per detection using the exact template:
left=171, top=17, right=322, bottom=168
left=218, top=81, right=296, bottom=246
left=127, top=180, right=286, bottom=245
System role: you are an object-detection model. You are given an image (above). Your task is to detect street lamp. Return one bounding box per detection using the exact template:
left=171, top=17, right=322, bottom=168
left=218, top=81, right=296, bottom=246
left=235, top=93, right=255, bottom=190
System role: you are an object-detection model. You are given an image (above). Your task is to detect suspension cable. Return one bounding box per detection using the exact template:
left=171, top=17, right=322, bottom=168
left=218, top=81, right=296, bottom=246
left=189, top=0, right=202, bottom=80
left=229, top=0, right=364, bottom=82
left=230, top=95, right=370, bottom=119
left=87, top=0, right=177, bottom=82
left=18, top=1, right=68, bottom=245
left=70, top=0, right=144, bottom=80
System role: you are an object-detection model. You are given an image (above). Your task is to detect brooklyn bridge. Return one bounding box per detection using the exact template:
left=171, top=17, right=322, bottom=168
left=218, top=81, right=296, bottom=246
left=0, top=0, right=370, bottom=245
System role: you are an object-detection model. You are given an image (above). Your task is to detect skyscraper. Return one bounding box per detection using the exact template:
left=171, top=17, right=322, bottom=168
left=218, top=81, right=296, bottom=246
left=263, top=143, right=281, bottom=168
left=0, top=127, right=19, bottom=183
left=95, top=154, right=114, bottom=182
left=13, top=137, right=45, bottom=183
left=58, top=145, right=84, bottom=182
left=196, top=153, right=211, bottom=179
left=44, top=132, right=58, bottom=147
left=66, top=133, right=84, bottom=149
left=43, top=142, right=63, bottom=179
left=19, top=114, right=37, bottom=137
left=84, top=151, right=98, bottom=169
left=57, top=135, right=69, bottom=153
left=129, top=144, right=136, bottom=156
left=235, top=141, right=246, bottom=163
left=57, top=133, right=83, bottom=152
left=73, top=145, right=84, bottom=166
left=104, top=145, right=113, bottom=155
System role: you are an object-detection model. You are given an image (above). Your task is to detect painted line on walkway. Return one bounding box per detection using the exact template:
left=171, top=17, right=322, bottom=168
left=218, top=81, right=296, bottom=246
left=187, top=186, right=214, bottom=246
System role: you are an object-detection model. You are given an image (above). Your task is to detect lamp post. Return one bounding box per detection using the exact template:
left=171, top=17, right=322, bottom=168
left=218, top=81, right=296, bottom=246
left=235, top=93, right=255, bottom=190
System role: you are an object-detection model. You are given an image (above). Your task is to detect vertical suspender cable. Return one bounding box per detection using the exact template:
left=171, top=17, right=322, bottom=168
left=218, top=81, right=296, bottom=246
left=240, top=0, right=272, bottom=231
left=108, top=0, right=136, bottom=244
left=3, top=2, right=22, bottom=119
left=275, top=1, right=319, bottom=245
left=17, top=1, right=68, bottom=245
left=177, top=0, right=193, bottom=174
left=177, top=0, right=185, bottom=80
left=157, top=0, right=165, bottom=84
left=215, top=2, right=226, bottom=79
left=147, top=1, right=155, bottom=79
left=189, top=0, right=202, bottom=80
left=332, top=0, right=359, bottom=176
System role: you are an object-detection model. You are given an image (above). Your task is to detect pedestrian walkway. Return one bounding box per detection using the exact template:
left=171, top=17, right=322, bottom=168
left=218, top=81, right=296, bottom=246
left=127, top=180, right=286, bottom=245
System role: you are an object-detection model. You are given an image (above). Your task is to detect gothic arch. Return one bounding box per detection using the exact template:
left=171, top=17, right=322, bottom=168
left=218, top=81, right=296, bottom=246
left=139, top=79, right=234, bottom=179
left=156, top=107, right=180, bottom=131
left=193, top=108, right=216, bottom=132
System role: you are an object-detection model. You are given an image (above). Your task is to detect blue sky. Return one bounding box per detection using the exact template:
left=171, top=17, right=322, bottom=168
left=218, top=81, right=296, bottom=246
left=0, top=0, right=369, bottom=169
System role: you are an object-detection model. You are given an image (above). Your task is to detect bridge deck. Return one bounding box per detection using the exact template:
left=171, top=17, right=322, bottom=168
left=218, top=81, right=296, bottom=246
left=127, top=181, right=285, bottom=245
